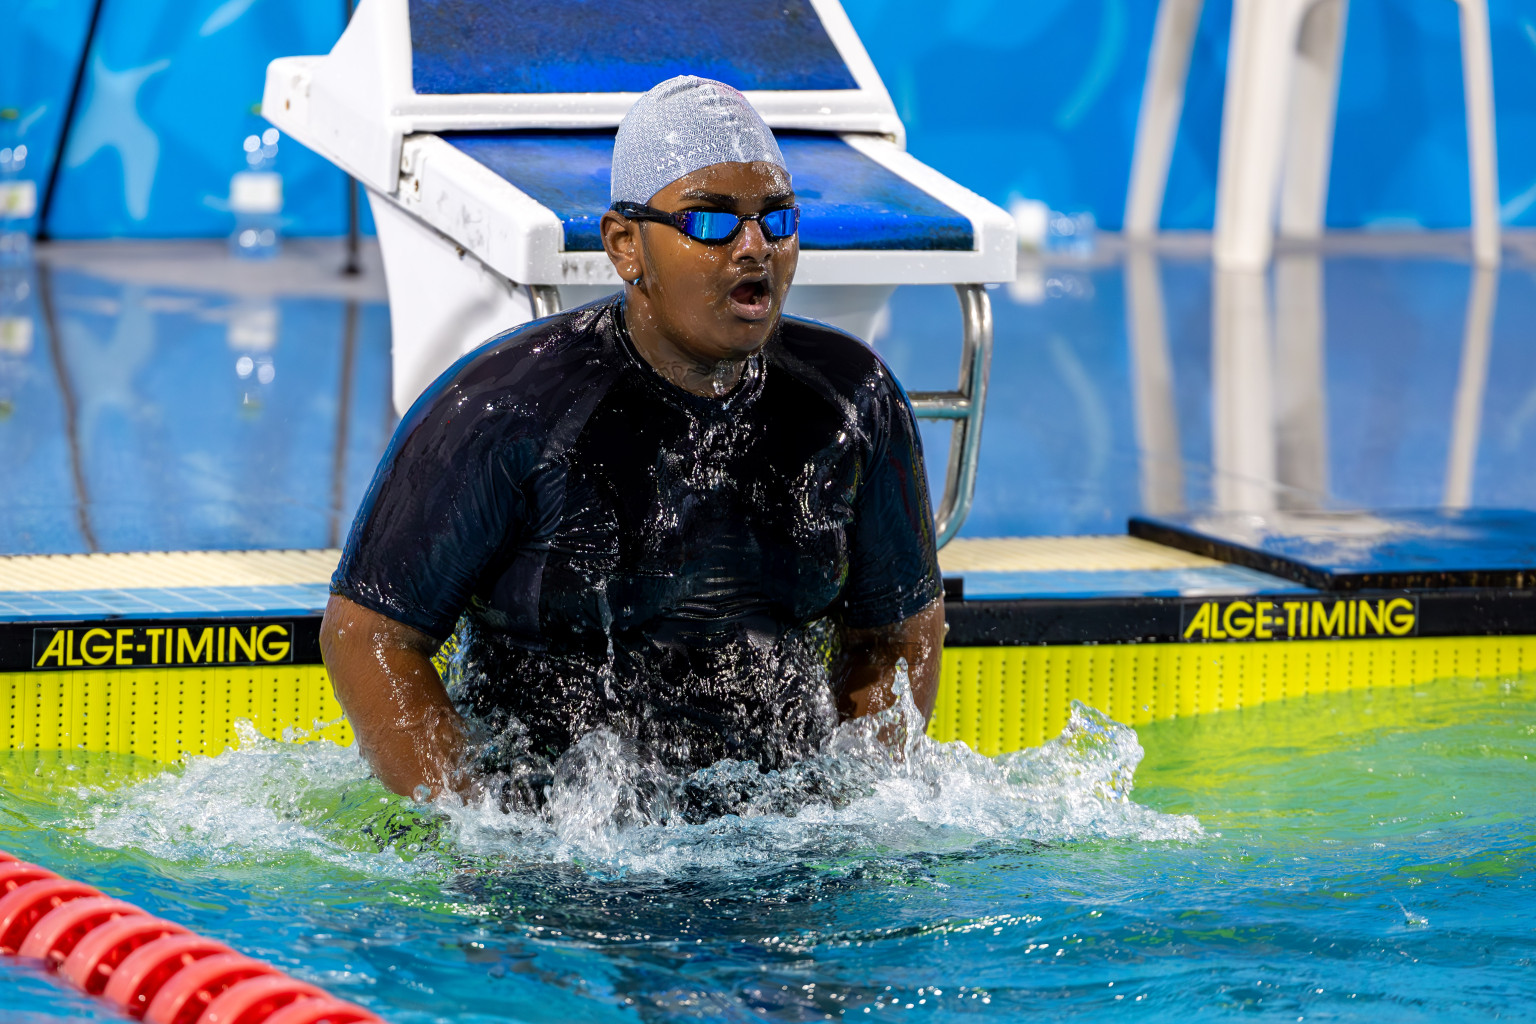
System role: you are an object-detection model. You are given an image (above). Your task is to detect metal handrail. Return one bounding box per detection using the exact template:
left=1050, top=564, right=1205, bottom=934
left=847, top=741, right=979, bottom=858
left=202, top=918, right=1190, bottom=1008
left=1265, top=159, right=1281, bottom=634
left=910, top=284, right=993, bottom=548
left=522, top=281, right=993, bottom=549
left=527, top=284, right=563, bottom=319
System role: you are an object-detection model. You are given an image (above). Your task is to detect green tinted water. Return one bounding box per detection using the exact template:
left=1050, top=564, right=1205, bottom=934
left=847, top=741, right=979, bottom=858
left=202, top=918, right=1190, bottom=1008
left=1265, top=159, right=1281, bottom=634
left=1, top=674, right=1532, bottom=1022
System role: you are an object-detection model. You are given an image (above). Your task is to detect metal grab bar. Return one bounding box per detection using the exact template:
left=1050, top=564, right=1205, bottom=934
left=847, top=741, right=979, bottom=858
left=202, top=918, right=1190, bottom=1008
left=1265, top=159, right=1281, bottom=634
left=523, top=282, right=993, bottom=549
left=527, top=284, right=563, bottom=319
left=909, top=283, right=993, bottom=548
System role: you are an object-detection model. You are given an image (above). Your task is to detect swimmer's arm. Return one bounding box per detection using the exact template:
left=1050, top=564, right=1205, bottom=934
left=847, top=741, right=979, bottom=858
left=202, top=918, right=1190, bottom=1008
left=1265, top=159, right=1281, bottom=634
left=320, top=595, right=470, bottom=800
left=835, top=597, right=944, bottom=725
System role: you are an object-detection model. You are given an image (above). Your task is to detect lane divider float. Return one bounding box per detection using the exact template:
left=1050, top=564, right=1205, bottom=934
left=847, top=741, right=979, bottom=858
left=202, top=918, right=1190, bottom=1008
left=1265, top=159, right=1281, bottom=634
left=0, top=849, right=382, bottom=1024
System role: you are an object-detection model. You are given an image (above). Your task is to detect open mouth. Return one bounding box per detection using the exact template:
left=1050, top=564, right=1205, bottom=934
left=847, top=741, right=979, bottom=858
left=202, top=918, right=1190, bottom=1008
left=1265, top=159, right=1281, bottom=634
left=726, top=277, right=772, bottom=320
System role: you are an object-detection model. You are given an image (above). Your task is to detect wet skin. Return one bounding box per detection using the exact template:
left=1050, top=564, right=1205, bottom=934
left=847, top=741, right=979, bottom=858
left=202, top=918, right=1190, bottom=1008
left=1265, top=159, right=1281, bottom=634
left=322, top=161, right=944, bottom=799
left=599, top=161, right=797, bottom=398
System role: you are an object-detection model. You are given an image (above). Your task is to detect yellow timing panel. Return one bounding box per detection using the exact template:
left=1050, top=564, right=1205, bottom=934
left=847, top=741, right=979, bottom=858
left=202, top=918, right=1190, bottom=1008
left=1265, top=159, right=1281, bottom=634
left=929, top=635, right=1536, bottom=756
left=1, top=665, right=351, bottom=763
left=5, top=634, right=1536, bottom=762
left=0, top=614, right=346, bottom=762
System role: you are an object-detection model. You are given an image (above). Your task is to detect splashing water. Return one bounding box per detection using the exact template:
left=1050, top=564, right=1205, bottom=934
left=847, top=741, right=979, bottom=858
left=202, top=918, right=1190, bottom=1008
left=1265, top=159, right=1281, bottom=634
left=75, top=720, right=429, bottom=877
left=13, top=673, right=1533, bottom=1023
left=73, top=664, right=1198, bottom=880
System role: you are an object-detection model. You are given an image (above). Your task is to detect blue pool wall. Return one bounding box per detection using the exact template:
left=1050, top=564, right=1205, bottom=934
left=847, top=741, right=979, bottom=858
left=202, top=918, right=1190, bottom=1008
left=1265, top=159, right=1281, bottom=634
left=5, top=0, right=1536, bottom=239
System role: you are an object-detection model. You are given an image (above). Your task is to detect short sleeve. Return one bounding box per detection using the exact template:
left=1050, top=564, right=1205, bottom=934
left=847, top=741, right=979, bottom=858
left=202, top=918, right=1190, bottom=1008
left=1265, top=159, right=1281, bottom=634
left=837, top=371, right=942, bottom=628
left=331, top=358, right=534, bottom=641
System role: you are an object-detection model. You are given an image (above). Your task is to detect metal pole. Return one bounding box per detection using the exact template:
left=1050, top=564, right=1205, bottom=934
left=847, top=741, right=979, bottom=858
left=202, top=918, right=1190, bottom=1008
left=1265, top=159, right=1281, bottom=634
left=36, top=259, right=98, bottom=550
left=526, top=285, right=563, bottom=319
left=37, top=0, right=108, bottom=239
left=341, top=0, right=362, bottom=276
left=910, top=283, right=992, bottom=547
left=343, top=178, right=361, bottom=276
left=328, top=299, right=360, bottom=547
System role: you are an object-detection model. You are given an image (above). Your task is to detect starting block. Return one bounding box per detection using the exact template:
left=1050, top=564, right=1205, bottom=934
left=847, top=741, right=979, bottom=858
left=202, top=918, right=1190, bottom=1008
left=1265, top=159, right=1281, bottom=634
left=262, top=0, right=1016, bottom=544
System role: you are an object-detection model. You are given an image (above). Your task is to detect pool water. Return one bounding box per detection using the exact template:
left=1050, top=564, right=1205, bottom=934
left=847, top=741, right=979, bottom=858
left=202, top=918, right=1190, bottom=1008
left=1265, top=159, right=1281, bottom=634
left=2, top=674, right=1532, bottom=1023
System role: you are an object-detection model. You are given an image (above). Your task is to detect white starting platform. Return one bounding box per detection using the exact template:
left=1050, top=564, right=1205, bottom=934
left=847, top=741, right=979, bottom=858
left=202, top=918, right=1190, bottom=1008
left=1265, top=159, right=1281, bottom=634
left=263, top=0, right=1016, bottom=543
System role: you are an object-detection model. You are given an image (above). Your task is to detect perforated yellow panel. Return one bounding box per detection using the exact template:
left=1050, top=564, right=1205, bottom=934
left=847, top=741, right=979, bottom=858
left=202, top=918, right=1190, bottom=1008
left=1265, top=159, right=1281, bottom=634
left=1, top=666, right=351, bottom=762
left=5, top=637, right=1536, bottom=762
left=929, top=636, right=1536, bottom=755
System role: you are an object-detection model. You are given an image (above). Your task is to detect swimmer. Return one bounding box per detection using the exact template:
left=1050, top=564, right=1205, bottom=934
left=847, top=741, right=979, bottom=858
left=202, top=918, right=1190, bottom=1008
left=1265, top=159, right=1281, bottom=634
left=320, top=76, right=944, bottom=801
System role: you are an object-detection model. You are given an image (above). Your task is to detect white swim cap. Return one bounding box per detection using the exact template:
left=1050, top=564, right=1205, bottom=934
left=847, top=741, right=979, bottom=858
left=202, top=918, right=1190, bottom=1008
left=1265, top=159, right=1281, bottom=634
left=610, top=75, right=788, bottom=206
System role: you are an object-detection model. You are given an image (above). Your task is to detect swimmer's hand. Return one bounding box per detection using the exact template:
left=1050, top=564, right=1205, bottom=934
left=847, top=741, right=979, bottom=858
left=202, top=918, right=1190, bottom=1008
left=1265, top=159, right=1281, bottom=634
left=320, top=596, right=472, bottom=801
left=835, top=597, right=945, bottom=740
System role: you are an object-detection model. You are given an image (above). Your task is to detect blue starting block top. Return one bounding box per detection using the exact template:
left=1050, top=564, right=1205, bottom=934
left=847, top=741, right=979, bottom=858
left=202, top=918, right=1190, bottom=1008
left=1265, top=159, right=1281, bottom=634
left=1131, top=509, right=1536, bottom=591
left=443, top=131, right=976, bottom=254
left=409, top=0, right=858, bottom=94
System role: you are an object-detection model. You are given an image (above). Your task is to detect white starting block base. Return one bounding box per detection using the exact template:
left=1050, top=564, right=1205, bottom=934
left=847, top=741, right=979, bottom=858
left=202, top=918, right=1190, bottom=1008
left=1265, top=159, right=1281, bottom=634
left=372, top=189, right=896, bottom=414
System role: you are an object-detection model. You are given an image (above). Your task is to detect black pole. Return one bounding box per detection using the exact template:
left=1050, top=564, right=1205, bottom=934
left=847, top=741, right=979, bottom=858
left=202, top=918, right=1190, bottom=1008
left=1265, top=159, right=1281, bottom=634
left=37, top=0, right=108, bottom=241
left=343, top=176, right=361, bottom=275
left=36, top=260, right=99, bottom=551
left=341, top=0, right=361, bottom=276
left=327, top=299, right=360, bottom=547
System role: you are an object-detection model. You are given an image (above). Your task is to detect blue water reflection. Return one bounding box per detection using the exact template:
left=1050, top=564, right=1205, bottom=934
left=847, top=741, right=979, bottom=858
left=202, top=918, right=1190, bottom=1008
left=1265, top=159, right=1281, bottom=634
left=875, top=242, right=1536, bottom=537
left=0, top=244, right=393, bottom=555
left=2, top=239, right=1533, bottom=555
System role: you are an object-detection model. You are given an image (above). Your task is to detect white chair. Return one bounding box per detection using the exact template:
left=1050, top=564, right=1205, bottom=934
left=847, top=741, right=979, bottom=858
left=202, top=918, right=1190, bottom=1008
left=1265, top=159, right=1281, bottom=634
left=1124, top=0, right=1501, bottom=268
left=262, top=0, right=1015, bottom=545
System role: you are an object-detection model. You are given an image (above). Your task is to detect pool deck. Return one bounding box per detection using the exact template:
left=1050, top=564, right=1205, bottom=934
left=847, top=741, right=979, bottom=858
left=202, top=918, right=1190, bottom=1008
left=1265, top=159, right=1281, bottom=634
left=0, top=535, right=1301, bottom=622
left=0, top=549, right=337, bottom=621
left=4, top=530, right=1535, bottom=654
left=0, top=534, right=1310, bottom=635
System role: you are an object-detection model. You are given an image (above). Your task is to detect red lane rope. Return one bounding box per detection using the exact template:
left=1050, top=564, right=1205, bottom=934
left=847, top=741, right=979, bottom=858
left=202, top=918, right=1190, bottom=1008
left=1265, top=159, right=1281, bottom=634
left=18, top=897, right=146, bottom=965
left=0, top=850, right=383, bottom=1024
left=63, top=915, right=190, bottom=994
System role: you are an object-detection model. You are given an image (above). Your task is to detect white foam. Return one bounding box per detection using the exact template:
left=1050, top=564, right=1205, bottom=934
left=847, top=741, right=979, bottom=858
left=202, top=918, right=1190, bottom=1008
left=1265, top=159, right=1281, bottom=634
left=75, top=677, right=1201, bottom=881
left=76, top=721, right=423, bottom=878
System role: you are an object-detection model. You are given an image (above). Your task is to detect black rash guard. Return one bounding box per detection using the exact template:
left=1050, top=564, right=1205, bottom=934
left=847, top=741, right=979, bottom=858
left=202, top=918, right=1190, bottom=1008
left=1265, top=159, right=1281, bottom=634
left=333, top=294, right=940, bottom=772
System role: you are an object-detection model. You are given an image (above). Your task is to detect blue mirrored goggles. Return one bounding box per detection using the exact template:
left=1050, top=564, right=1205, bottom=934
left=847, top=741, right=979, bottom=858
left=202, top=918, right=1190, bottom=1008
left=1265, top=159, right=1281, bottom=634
left=611, top=202, right=800, bottom=245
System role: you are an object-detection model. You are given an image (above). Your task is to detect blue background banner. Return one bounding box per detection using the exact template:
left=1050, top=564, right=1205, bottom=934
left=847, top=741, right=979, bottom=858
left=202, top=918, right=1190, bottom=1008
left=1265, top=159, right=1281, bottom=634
left=4, top=0, right=1535, bottom=237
